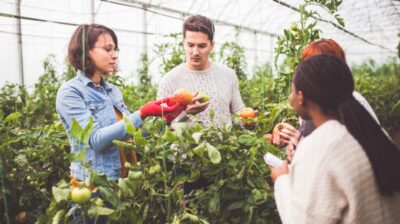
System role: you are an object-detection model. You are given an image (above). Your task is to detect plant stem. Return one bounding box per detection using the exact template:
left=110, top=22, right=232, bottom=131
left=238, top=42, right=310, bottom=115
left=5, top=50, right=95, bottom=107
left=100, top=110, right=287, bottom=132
left=0, top=161, right=10, bottom=224
left=162, top=150, right=171, bottom=221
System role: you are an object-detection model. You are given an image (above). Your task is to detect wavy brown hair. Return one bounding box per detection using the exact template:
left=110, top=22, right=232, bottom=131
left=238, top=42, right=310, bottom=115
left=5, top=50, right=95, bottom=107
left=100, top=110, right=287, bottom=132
left=68, top=24, right=118, bottom=77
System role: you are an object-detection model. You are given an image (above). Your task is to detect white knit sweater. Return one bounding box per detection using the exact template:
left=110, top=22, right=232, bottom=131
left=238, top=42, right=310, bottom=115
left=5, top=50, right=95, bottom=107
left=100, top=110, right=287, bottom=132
left=157, top=61, right=245, bottom=127
left=274, top=120, right=400, bottom=224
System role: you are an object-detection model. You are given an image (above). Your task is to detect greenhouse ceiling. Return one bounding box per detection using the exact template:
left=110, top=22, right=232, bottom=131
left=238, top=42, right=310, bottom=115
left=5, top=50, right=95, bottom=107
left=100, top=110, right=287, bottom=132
left=0, top=0, right=399, bottom=87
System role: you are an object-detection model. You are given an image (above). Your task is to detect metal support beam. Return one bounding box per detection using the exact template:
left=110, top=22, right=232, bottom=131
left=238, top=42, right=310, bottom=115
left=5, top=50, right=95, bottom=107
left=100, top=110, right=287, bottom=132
left=90, top=0, right=95, bottom=23
left=16, top=0, right=24, bottom=85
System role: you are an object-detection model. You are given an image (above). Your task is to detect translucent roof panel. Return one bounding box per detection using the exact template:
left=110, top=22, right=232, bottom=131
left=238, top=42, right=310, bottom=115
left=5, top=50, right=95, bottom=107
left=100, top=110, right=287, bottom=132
left=0, top=0, right=399, bottom=87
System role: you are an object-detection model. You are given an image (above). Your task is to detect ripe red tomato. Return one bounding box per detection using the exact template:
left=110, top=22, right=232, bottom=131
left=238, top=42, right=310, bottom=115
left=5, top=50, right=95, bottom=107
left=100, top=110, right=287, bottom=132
left=170, top=88, right=193, bottom=106
left=240, top=107, right=256, bottom=119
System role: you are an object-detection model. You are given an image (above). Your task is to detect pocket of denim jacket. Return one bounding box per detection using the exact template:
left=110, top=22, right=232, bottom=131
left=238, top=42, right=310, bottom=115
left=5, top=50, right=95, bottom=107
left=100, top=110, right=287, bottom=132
left=87, top=101, right=109, bottom=125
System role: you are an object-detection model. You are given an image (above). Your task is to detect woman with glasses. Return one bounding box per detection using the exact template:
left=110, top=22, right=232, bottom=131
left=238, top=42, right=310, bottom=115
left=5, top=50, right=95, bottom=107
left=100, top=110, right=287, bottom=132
left=56, top=24, right=180, bottom=187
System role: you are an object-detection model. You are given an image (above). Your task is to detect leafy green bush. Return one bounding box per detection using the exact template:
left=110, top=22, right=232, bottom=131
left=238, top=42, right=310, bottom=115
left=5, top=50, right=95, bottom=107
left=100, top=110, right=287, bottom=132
left=352, top=58, right=400, bottom=131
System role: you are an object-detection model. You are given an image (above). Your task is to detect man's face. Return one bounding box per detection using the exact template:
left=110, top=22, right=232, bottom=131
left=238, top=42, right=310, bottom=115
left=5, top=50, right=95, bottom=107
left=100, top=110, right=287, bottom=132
left=184, top=31, right=214, bottom=71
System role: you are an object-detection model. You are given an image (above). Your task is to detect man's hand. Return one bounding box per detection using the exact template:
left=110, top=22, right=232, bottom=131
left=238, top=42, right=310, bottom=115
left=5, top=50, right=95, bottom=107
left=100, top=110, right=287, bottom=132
left=185, top=92, right=210, bottom=115
left=269, top=161, right=289, bottom=183
left=240, top=110, right=258, bottom=130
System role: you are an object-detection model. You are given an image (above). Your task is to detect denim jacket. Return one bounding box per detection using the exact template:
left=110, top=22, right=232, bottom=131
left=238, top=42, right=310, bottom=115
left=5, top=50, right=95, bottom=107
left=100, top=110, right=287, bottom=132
left=56, top=71, right=143, bottom=180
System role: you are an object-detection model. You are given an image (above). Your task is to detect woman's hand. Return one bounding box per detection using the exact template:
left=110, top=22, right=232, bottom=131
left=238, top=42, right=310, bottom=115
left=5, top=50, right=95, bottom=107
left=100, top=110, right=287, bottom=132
left=139, top=98, right=180, bottom=119
left=269, top=161, right=289, bottom=183
left=272, top=123, right=301, bottom=148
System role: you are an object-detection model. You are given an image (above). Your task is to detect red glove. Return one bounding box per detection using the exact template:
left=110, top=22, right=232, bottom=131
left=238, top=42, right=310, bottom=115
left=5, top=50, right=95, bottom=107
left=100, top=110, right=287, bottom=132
left=139, top=98, right=180, bottom=119
left=163, top=105, right=186, bottom=124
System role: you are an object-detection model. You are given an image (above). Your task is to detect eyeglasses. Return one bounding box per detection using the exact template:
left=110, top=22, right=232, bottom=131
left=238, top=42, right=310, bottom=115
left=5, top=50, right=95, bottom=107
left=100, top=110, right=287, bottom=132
left=94, top=46, right=119, bottom=56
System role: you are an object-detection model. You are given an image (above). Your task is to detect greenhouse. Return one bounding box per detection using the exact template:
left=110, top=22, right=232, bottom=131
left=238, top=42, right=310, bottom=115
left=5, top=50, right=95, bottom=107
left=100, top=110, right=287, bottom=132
left=1, top=0, right=400, bottom=223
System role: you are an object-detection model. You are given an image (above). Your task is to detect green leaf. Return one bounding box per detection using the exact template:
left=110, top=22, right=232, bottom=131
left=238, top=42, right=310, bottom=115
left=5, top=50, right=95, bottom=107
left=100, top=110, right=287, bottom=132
left=52, top=186, right=70, bottom=203
left=70, top=117, right=83, bottom=142
left=51, top=210, right=65, bottom=224
left=192, top=132, right=203, bottom=144
left=193, top=142, right=206, bottom=157
left=98, top=186, right=120, bottom=207
left=90, top=172, right=109, bottom=187
left=162, top=127, right=178, bottom=142
left=123, top=113, right=136, bottom=135
left=70, top=150, right=86, bottom=162
left=134, top=129, right=147, bottom=146
left=391, top=100, right=400, bottom=113
left=88, top=206, right=115, bottom=217
left=208, top=193, right=220, bottom=214
left=81, top=116, right=94, bottom=145
left=128, top=171, right=142, bottom=180
left=172, top=122, right=187, bottom=138
left=209, top=109, right=215, bottom=121
left=118, top=178, right=136, bottom=197
left=226, top=201, right=245, bottom=211
left=206, top=143, right=221, bottom=164
left=3, top=112, right=21, bottom=123
left=14, top=154, right=28, bottom=167
left=238, top=134, right=259, bottom=146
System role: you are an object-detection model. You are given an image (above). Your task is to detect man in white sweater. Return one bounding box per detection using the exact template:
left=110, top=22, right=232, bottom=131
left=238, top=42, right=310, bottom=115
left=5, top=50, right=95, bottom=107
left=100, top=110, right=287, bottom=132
left=157, top=15, right=245, bottom=127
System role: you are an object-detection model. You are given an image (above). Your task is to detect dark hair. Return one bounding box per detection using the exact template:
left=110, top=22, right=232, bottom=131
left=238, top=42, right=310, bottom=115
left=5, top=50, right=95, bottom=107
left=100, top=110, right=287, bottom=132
left=68, top=24, right=118, bottom=77
left=183, top=15, right=215, bottom=41
left=294, top=54, right=400, bottom=196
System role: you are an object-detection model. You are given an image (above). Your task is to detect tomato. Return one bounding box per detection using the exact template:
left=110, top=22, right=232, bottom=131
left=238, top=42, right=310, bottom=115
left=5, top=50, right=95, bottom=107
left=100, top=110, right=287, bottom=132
left=149, top=164, right=161, bottom=175
left=170, top=88, right=193, bottom=106
left=262, top=133, right=273, bottom=144
left=26, top=176, right=32, bottom=181
left=240, top=107, right=256, bottom=119
left=272, top=122, right=291, bottom=141
left=198, top=92, right=210, bottom=103
left=15, top=211, right=27, bottom=224
left=71, top=187, right=91, bottom=204
left=290, top=23, right=298, bottom=31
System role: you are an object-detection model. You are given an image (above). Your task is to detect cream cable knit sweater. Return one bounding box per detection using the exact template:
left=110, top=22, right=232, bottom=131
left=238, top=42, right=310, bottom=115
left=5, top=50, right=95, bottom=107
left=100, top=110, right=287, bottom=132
left=275, top=120, right=400, bottom=224
left=157, top=61, right=245, bottom=127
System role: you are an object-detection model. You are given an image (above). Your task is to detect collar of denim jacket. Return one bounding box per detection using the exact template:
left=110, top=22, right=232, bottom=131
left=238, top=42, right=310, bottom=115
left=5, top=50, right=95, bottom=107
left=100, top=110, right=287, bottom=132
left=77, top=70, right=112, bottom=92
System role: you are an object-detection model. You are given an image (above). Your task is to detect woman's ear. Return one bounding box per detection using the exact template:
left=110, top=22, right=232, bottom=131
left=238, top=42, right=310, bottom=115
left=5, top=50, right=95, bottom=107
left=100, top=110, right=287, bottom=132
left=297, top=90, right=305, bottom=106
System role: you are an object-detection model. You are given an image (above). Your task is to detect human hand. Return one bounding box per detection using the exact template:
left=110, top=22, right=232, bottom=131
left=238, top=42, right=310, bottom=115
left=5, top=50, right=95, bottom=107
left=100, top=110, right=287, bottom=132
left=278, top=124, right=302, bottom=150
left=241, top=110, right=258, bottom=130
left=269, top=160, right=289, bottom=183
left=139, top=98, right=180, bottom=119
left=163, top=105, right=186, bottom=124
left=271, top=123, right=299, bottom=147
left=185, top=92, right=210, bottom=115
